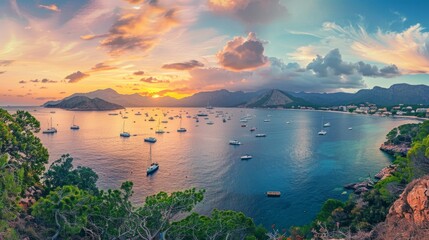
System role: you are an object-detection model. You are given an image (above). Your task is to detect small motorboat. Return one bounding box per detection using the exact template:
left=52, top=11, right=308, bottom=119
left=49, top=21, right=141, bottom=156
left=177, top=128, right=187, bottom=132
left=229, top=140, right=241, bottom=145
left=120, top=132, right=131, bottom=137
left=255, top=133, right=266, bottom=137
left=240, top=155, right=252, bottom=160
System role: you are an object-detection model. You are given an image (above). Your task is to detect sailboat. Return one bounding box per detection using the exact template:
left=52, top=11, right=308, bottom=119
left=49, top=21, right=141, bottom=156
left=70, top=115, right=79, bottom=130
left=177, top=114, right=187, bottom=132
left=120, top=121, right=131, bottom=137
left=206, top=101, right=213, bottom=109
left=318, top=115, right=327, bottom=135
left=146, top=143, right=159, bottom=175
left=144, top=137, right=157, bottom=143
left=43, top=117, right=57, bottom=134
left=155, top=118, right=165, bottom=134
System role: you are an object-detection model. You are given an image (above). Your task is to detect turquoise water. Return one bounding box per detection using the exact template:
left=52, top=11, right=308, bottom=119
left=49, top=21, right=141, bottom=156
left=5, top=107, right=418, bottom=229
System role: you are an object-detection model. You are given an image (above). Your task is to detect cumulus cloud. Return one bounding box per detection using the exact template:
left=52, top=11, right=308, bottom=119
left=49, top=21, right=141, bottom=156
left=306, top=49, right=400, bottom=78
left=208, top=0, right=287, bottom=26
left=217, top=32, right=268, bottom=71
left=183, top=49, right=400, bottom=92
left=140, top=77, right=170, bottom=83
left=65, top=71, right=90, bottom=83
left=38, top=4, right=61, bottom=12
left=85, top=2, right=179, bottom=55
left=162, top=60, right=204, bottom=70
left=133, top=70, right=145, bottom=75
left=19, top=80, right=26, bottom=84
left=0, top=71, right=5, bottom=74
left=0, top=60, right=14, bottom=66
left=322, top=22, right=429, bottom=73
left=90, top=62, right=117, bottom=72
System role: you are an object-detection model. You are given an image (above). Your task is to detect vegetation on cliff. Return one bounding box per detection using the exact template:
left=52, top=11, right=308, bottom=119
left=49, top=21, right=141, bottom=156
left=291, top=120, right=429, bottom=239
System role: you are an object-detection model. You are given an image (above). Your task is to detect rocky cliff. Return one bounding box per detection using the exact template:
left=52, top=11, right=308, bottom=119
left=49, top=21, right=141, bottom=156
left=371, top=175, right=429, bottom=239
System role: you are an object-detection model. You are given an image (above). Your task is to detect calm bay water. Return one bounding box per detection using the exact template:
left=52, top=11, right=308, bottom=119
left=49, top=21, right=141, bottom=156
left=5, top=107, right=419, bottom=229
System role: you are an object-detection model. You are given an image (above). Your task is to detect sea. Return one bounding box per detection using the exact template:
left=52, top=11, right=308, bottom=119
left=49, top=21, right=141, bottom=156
left=4, top=106, right=419, bottom=229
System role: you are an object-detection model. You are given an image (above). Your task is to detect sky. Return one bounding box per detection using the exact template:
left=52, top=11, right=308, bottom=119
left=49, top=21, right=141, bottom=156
left=1, top=0, right=429, bottom=105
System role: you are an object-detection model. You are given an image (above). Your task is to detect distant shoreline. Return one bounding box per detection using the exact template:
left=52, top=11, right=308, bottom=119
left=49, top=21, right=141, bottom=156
left=1, top=105, right=427, bottom=122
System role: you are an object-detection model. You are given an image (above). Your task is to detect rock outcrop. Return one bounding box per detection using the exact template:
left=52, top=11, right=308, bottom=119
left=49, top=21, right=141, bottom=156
left=379, top=143, right=409, bottom=156
left=344, top=179, right=374, bottom=194
left=374, top=165, right=397, bottom=180
left=371, top=175, right=429, bottom=239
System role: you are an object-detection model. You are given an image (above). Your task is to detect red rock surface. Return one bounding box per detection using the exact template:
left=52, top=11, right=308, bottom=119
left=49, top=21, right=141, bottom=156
left=371, top=175, right=429, bottom=239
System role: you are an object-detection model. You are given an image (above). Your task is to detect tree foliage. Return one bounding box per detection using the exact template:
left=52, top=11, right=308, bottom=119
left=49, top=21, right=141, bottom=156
left=43, top=154, right=99, bottom=194
left=168, top=209, right=262, bottom=239
left=0, top=109, right=48, bottom=188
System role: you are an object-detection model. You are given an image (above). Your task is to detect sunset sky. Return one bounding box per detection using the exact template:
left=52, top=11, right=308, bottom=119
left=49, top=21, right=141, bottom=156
left=1, top=0, right=429, bottom=105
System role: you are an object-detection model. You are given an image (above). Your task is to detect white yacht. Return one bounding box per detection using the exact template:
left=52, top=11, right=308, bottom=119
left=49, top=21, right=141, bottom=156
left=255, top=133, right=266, bottom=137
left=43, top=118, right=57, bottom=134
left=323, top=122, right=331, bottom=127
left=229, top=140, right=242, bottom=145
left=318, top=130, right=327, bottom=135
left=240, top=155, right=253, bottom=160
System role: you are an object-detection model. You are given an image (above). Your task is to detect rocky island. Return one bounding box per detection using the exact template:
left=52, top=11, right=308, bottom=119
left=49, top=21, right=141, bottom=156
left=44, top=96, right=124, bottom=111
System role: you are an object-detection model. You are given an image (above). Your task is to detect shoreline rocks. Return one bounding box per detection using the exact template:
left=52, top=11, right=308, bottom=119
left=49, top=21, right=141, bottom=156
left=375, top=164, right=398, bottom=180
left=380, top=143, right=409, bottom=156
left=344, top=179, right=375, bottom=194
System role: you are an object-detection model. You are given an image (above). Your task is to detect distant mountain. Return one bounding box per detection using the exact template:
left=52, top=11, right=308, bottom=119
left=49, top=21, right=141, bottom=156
left=65, top=88, right=177, bottom=107
left=44, top=96, right=124, bottom=111
left=243, top=89, right=310, bottom=108
left=178, top=89, right=260, bottom=107
left=45, top=88, right=260, bottom=107
left=44, top=83, right=429, bottom=108
left=290, top=84, right=429, bottom=106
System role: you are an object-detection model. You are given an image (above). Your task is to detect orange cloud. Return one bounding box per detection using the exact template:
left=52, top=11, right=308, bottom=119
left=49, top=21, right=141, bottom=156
left=217, top=32, right=268, bottom=71
left=65, top=71, right=90, bottom=83
left=38, top=4, right=61, bottom=12
left=89, top=62, right=117, bottom=72
left=96, top=4, right=179, bottom=55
